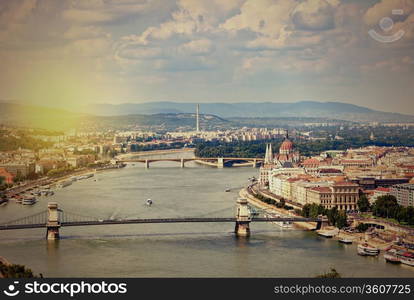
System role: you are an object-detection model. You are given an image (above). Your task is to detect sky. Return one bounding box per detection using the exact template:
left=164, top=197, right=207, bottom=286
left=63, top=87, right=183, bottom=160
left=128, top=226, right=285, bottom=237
left=0, top=0, right=413, bottom=114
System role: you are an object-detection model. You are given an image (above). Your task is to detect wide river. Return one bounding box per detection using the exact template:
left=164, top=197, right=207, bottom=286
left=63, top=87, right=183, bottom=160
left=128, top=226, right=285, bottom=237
left=0, top=151, right=413, bottom=277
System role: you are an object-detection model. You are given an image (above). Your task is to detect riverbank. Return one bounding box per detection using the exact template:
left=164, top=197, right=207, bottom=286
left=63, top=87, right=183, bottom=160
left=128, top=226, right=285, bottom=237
left=242, top=186, right=402, bottom=251
left=239, top=187, right=317, bottom=230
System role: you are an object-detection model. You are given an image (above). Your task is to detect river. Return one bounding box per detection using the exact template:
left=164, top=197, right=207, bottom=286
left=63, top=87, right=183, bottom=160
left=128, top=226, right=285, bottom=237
left=0, top=151, right=413, bottom=277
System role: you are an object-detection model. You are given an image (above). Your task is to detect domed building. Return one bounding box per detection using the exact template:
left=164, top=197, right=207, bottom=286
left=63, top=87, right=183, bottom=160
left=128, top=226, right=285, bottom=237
left=275, top=133, right=300, bottom=164
left=258, top=132, right=300, bottom=187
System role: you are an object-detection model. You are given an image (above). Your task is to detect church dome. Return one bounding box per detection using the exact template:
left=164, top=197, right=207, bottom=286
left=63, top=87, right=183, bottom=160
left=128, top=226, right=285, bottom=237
left=280, top=139, right=293, bottom=151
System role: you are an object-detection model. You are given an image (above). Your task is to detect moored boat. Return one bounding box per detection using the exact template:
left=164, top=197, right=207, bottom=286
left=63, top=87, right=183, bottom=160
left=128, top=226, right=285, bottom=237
left=399, top=252, right=414, bottom=267
left=22, top=196, right=37, bottom=205
left=338, top=238, right=353, bottom=244
left=317, top=230, right=336, bottom=238
left=56, top=180, right=72, bottom=188
left=384, top=249, right=401, bottom=264
left=357, top=243, right=380, bottom=256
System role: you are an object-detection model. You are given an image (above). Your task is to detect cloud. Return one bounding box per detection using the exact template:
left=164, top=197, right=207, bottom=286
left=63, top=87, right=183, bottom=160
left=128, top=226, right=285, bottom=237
left=61, top=0, right=153, bottom=24
left=178, top=39, right=214, bottom=55
left=292, top=0, right=338, bottom=31
left=133, top=0, right=244, bottom=44
left=220, top=0, right=296, bottom=37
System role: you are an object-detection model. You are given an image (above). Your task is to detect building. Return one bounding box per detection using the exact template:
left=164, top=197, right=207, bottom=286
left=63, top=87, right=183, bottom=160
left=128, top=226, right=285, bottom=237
left=330, top=181, right=360, bottom=210
left=0, top=168, right=14, bottom=184
left=391, top=184, right=414, bottom=207
left=275, top=133, right=300, bottom=164
left=66, top=155, right=95, bottom=168
left=306, top=181, right=359, bottom=210
left=369, top=187, right=390, bottom=205
left=35, top=160, right=67, bottom=174
left=351, top=177, right=409, bottom=189
left=258, top=135, right=301, bottom=186
left=0, top=163, right=35, bottom=177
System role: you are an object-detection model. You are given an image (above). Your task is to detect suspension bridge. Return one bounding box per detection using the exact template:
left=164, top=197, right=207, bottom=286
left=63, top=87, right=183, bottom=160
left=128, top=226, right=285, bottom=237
left=0, top=200, right=322, bottom=240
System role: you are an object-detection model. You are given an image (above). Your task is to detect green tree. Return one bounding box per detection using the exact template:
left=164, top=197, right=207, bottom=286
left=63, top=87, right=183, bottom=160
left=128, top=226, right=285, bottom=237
left=357, top=195, right=370, bottom=212
left=372, top=195, right=398, bottom=218
left=0, top=262, right=37, bottom=278
left=336, top=211, right=348, bottom=229
left=356, top=223, right=370, bottom=232
left=315, top=268, right=341, bottom=278
left=327, top=206, right=339, bottom=226
left=301, top=204, right=311, bottom=217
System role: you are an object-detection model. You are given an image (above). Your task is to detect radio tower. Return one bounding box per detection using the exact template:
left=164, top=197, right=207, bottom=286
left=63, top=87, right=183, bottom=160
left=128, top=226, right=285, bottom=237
left=196, top=104, right=200, bottom=132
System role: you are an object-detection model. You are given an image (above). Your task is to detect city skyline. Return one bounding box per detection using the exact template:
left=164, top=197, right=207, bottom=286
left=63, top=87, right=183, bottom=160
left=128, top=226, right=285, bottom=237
left=0, top=0, right=414, bottom=114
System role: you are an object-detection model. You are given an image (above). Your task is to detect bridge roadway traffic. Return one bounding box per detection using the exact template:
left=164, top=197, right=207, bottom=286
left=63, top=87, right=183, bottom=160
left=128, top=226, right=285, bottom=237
left=0, top=217, right=317, bottom=231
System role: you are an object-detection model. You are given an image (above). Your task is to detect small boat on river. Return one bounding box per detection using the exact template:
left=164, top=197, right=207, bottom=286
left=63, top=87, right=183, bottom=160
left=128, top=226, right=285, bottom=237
left=357, top=243, right=380, bottom=256
left=384, top=248, right=401, bottom=264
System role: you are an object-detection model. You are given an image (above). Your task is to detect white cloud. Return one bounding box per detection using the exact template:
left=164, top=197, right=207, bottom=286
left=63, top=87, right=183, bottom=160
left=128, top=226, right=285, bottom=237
left=292, top=0, right=338, bottom=31
left=178, top=39, right=214, bottom=55
left=220, top=0, right=296, bottom=37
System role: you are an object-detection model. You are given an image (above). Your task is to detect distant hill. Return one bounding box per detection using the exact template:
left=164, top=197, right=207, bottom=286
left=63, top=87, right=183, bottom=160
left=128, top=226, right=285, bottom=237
left=79, top=101, right=414, bottom=123
left=0, top=102, right=228, bottom=131
left=0, top=103, right=86, bottom=130
left=83, top=112, right=229, bottom=131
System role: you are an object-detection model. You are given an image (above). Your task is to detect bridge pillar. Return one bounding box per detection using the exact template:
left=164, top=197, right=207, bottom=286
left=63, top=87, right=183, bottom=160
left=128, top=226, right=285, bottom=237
left=252, top=159, right=257, bottom=168
left=217, top=157, right=224, bottom=168
left=235, top=197, right=251, bottom=237
left=315, top=215, right=329, bottom=230
left=46, top=202, right=60, bottom=240
left=145, top=159, right=149, bottom=169
left=180, top=158, right=185, bottom=168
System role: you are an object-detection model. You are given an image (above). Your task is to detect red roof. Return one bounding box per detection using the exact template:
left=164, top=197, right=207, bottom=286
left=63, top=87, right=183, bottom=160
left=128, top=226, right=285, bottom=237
left=280, top=139, right=293, bottom=151
left=303, top=158, right=320, bottom=165
left=375, top=187, right=390, bottom=192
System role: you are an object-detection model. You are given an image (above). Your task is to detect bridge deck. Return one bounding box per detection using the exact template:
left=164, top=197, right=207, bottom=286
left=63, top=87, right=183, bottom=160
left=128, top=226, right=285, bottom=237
left=0, top=217, right=317, bottom=230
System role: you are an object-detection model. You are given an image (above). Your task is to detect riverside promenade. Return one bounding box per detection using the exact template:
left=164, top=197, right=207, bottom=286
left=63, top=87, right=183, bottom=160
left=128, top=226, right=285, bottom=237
left=239, top=187, right=317, bottom=230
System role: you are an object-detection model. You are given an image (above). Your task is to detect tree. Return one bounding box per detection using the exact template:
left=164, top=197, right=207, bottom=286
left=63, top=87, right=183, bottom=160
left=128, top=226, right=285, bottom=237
left=315, top=268, right=341, bottom=278
left=357, top=195, right=370, bottom=212
left=372, top=195, right=398, bottom=218
left=327, top=206, right=339, bottom=226
left=356, top=223, right=370, bottom=232
left=336, top=211, right=348, bottom=229
left=0, top=176, right=5, bottom=186
left=0, top=262, right=37, bottom=278
left=301, top=204, right=311, bottom=217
